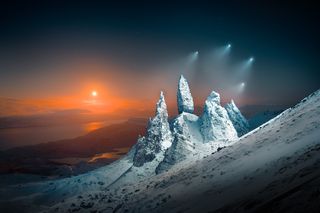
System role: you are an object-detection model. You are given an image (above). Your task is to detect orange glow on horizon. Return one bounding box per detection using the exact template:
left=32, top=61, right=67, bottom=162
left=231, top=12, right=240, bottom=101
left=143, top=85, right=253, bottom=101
left=0, top=59, right=174, bottom=117
left=0, top=91, right=155, bottom=117
left=84, top=121, right=105, bottom=132
left=88, top=147, right=130, bottom=162
left=91, top=91, right=98, bottom=97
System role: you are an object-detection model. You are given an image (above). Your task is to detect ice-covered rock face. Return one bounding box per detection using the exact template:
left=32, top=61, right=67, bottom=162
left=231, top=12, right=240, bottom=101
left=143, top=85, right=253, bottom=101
left=152, top=91, right=172, bottom=149
left=156, top=112, right=201, bottom=173
left=200, top=91, right=238, bottom=142
left=206, top=90, right=220, bottom=104
left=156, top=91, right=168, bottom=118
left=133, top=92, right=173, bottom=167
left=177, top=75, right=194, bottom=114
left=225, top=100, right=250, bottom=136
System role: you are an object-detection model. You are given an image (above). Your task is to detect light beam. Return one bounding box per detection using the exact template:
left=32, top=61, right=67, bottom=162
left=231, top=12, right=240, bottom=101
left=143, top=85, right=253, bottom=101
left=236, top=56, right=255, bottom=74
left=237, top=82, right=246, bottom=93
left=186, top=50, right=199, bottom=67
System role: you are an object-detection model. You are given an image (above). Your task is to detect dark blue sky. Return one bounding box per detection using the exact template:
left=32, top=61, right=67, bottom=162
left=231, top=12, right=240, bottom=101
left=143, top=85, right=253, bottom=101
left=0, top=0, right=319, bottom=109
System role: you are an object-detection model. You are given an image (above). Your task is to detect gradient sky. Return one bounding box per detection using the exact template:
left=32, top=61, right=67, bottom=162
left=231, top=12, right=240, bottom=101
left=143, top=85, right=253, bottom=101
left=0, top=1, right=319, bottom=117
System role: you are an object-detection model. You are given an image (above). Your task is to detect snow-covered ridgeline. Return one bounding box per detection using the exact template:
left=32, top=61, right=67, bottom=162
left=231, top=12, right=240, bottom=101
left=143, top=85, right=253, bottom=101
left=225, top=99, right=250, bottom=136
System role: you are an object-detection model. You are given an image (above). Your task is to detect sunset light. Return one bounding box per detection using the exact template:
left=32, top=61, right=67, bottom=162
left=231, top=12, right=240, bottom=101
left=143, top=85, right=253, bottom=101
left=91, top=91, right=98, bottom=97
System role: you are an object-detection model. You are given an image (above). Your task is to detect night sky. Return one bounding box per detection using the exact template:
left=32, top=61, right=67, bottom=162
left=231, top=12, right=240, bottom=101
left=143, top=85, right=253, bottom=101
left=0, top=1, right=319, bottom=116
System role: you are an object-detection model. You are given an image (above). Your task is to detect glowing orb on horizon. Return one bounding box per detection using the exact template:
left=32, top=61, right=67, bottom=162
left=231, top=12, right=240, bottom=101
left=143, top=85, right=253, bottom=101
left=91, top=91, right=98, bottom=97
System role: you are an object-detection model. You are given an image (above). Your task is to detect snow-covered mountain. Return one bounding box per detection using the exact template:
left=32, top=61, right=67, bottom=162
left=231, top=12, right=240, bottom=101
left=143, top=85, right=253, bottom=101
left=133, top=91, right=172, bottom=167
left=225, top=99, right=250, bottom=136
left=1, top=76, right=319, bottom=213
left=156, top=112, right=205, bottom=174
left=156, top=88, right=239, bottom=173
left=201, top=91, right=238, bottom=142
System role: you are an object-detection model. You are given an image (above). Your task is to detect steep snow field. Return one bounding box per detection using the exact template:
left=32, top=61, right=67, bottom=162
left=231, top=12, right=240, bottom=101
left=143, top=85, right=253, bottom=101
left=44, top=89, right=320, bottom=213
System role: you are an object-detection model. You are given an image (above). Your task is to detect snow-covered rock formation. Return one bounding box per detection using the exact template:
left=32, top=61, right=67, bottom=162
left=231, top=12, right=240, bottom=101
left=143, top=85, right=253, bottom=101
left=225, top=99, right=250, bottom=136
left=157, top=89, right=240, bottom=173
left=133, top=91, right=173, bottom=167
left=200, top=91, right=238, bottom=142
left=177, top=75, right=194, bottom=114
left=156, top=112, right=203, bottom=173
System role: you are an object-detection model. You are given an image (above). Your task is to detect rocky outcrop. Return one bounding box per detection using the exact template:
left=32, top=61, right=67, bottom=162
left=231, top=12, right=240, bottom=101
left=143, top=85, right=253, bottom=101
left=225, top=100, right=250, bottom=136
left=200, top=91, right=238, bottom=142
left=177, top=75, right=194, bottom=114
left=133, top=92, right=173, bottom=167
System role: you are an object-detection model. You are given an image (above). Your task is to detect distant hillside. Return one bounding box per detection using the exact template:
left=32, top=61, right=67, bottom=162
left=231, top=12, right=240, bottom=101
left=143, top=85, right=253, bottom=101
left=0, top=119, right=146, bottom=176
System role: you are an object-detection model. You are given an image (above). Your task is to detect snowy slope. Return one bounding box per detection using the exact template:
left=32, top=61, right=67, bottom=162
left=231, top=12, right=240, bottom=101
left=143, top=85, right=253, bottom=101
left=40, top=89, right=320, bottom=213
left=0, top=146, right=136, bottom=212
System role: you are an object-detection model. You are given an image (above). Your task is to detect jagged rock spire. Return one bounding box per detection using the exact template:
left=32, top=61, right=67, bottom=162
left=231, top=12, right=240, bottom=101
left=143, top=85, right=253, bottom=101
left=156, top=91, right=168, bottom=118
left=206, top=91, right=220, bottom=104
left=200, top=91, right=238, bottom=142
left=133, top=91, right=173, bottom=167
left=177, top=75, right=194, bottom=114
left=225, top=99, right=250, bottom=136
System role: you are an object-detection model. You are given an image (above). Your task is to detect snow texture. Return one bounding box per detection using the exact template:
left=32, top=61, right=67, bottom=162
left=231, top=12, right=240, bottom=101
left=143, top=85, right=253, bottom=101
left=133, top=91, right=173, bottom=167
left=225, top=99, right=250, bottom=136
left=177, top=75, right=194, bottom=114
left=200, top=91, right=238, bottom=142
left=156, top=112, right=203, bottom=173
